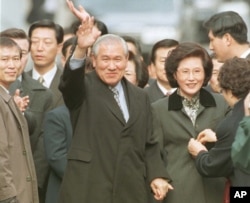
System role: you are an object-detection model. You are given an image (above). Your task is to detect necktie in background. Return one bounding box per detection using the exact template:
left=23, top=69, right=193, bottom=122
left=165, top=91, right=171, bottom=96
left=38, top=76, right=44, bottom=85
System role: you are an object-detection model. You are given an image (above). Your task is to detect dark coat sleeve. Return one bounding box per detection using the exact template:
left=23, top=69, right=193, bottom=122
left=44, top=107, right=72, bottom=178
left=59, top=59, right=85, bottom=110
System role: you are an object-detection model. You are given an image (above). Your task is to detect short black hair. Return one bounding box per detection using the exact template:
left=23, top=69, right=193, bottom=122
left=122, top=35, right=142, bottom=56
left=62, top=36, right=77, bottom=57
left=203, top=11, right=248, bottom=44
left=0, top=28, right=31, bottom=51
left=28, top=19, right=64, bottom=44
left=150, top=39, right=179, bottom=64
left=0, top=37, right=22, bottom=58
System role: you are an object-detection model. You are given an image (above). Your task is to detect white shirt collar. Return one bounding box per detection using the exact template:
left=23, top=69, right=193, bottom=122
left=156, top=81, right=176, bottom=95
left=240, top=48, right=250, bottom=58
left=32, top=65, right=57, bottom=88
left=114, top=81, right=123, bottom=92
left=17, top=75, right=22, bottom=81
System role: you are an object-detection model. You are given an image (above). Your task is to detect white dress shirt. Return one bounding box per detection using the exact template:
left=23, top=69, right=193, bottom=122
left=32, top=65, right=57, bottom=88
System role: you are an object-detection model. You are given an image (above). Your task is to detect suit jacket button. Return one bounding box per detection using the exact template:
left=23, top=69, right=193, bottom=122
left=26, top=176, right=32, bottom=182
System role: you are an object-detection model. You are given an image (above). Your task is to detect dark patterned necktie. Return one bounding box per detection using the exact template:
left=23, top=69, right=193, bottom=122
left=109, top=86, right=124, bottom=117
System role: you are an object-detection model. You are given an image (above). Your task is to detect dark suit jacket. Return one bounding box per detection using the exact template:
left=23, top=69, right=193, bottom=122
left=27, top=68, right=64, bottom=108
left=196, top=98, right=250, bottom=186
left=44, top=105, right=72, bottom=203
left=58, top=61, right=169, bottom=203
left=144, top=80, right=165, bottom=103
left=49, top=68, right=64, bottom=107
left=9, top=72, right=53, bottom=189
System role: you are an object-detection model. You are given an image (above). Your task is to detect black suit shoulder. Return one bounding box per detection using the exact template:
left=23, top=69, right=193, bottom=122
left=144, top=80, right=164, bottom=103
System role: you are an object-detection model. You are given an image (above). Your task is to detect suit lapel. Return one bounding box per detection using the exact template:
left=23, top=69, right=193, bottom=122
left=120, top=79, right=142, bottom=127
left=0, top=87, right=24, bottom=129
left=92, top=73, right=126, bottom=124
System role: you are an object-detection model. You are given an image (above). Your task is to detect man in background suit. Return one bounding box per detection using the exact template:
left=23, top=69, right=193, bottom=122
left=0, top=37, right=39, bottom=203
left=204, top=11, right=250, bottom=62
left=28, top=19, right=65, bottom=108
left=0, top=28, right=54, bottom=203
left=144, top=39, right=178, bottom=103
left=57, top=1, right=173, bottom=202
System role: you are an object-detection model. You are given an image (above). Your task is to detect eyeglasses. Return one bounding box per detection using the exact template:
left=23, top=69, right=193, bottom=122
left=177, top=69, right=204, bottom=78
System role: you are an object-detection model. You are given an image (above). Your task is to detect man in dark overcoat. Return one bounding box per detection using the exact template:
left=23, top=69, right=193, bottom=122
left=57, top=1, right=173, bottom=203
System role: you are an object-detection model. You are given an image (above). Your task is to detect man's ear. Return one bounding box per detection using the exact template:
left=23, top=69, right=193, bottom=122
left=57, top=43, right=63, bottom=54
left=173, top=72, right=177, bottom=80
left=91, top=53, right=96, bottom=68
left=223, top=33, right=233, bottom=46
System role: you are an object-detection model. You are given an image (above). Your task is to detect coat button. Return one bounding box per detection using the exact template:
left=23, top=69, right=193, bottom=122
left=26, top=176, right=32, bottom=182
left=23, top=150, right=27, bottom=155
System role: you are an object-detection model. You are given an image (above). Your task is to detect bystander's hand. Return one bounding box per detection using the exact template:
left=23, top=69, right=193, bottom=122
left=188, top=138, right=208, bottom=157
left=13, top=89, right=29, bottom=113
left=197, top=129, right=217, bottom=144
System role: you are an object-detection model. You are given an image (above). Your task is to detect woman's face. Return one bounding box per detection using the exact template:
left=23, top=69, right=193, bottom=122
left=210, top=58, right=223, bottom=93
left=174, top=57, right=205, bottom=99
left=124, top=60, right=137, bottom=86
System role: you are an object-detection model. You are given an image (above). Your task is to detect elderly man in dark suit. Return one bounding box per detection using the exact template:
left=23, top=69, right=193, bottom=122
left=57, top=1, right=173, bottom=203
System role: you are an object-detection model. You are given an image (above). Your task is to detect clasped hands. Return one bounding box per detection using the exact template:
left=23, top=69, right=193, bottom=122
left=150, top=178, right=173, bottom=201
left=188, top=129, right=217, bottom=157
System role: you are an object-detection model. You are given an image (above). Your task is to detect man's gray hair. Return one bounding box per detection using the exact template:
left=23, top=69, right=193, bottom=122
left=91, top=34, right=128, bottom=56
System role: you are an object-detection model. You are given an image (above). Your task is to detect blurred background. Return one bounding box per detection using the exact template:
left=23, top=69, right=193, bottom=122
left=1, top=0, right=250, bottom=59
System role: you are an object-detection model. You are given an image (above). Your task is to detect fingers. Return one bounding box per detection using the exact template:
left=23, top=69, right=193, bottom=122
left=14, top=89, right=20, bottom=97
left=77, top=16, right=94, bottom=35
left=153, top=189, right=165, bottom=201
left=78, top=5, right=90, bottom=19
left=196, top=129, right=216, bottom=143
left=66, top=0, right=74, bottom=12
left=197, top=137, right=206, bottom=144
left=188, top=138, right=206, bottom=157
left=66, top=0, right=91, bottom=21
left=150, top=178, right=173, bottom=201
left=168, top=183, right=174, bottom=190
